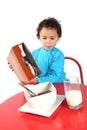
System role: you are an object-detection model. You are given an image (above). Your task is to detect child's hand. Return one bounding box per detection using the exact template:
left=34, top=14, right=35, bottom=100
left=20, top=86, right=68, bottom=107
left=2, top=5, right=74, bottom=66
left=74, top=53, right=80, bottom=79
left=8, top=62, right=14, bottom=71
left=21, top=78, right=38, bottom=85
left=28, top=78, right=38, bottom=84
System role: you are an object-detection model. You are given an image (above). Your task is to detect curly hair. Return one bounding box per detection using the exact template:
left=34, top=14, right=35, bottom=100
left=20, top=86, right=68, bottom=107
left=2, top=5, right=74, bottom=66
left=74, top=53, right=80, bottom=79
left=36, top=17, right=62, bottom=39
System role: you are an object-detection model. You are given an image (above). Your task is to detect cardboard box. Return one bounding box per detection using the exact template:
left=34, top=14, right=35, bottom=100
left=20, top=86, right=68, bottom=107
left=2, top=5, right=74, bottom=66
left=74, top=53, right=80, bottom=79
left=7, top=43, right=41, bottom=83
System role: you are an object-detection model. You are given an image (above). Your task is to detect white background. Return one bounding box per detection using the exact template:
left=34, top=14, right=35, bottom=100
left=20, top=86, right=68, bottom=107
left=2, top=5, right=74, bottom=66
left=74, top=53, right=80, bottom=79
left=0, top=0, right=87, bottom=103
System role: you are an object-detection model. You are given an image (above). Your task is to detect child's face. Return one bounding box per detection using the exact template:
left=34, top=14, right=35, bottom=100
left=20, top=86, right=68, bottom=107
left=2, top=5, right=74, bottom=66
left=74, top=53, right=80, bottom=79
left=39, top=27, right=60, bottom=50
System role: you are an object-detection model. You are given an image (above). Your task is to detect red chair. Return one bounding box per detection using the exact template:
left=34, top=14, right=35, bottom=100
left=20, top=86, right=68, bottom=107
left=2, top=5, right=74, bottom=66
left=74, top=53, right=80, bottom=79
left=64, top=56, right=84, bottom=84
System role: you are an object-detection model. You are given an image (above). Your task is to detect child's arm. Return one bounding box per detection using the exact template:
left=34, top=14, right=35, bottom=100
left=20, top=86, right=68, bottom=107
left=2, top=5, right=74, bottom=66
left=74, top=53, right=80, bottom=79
left=37, top=53, right=66, bottom=84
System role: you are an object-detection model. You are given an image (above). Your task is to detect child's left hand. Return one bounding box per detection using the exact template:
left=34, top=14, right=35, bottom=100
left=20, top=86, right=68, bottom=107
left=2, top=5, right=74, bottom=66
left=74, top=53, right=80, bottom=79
left=21, top=78, right=38, bottom=85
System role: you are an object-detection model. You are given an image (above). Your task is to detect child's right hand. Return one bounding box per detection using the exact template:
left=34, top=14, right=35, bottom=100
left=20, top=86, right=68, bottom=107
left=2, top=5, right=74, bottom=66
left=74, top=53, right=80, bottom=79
left=8, top=62, right=14, bottom=71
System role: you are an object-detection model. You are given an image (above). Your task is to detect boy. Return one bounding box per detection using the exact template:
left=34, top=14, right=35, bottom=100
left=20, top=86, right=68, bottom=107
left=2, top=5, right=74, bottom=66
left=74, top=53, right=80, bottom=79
left=28, top=17, right=66, bottom=84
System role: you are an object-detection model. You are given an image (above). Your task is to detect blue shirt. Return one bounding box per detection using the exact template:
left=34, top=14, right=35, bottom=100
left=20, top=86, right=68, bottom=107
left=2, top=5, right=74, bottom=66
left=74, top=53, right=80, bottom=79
left=32, top=47, right=66, bottom=83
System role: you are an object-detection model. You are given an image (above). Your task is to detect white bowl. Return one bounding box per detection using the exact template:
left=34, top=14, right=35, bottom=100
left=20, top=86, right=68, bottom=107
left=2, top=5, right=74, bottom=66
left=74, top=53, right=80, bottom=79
left=24, top=82, right=57, bottom=112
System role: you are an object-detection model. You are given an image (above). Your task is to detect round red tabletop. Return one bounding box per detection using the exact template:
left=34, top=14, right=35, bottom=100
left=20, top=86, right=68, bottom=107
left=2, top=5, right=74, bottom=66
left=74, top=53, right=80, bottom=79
left=0, top=83, right=87, bottom=130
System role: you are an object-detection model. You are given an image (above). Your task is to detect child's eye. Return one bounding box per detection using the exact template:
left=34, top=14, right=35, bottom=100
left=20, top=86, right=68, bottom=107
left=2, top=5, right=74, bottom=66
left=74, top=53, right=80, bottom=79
left=42, top=37, right=47, bottom=40
left=50, top=37, right=55, bottom=40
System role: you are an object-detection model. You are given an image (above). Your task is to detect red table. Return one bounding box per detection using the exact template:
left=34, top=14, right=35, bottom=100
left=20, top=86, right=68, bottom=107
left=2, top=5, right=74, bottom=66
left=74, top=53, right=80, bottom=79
left=0, top=83, right=87, bottom=130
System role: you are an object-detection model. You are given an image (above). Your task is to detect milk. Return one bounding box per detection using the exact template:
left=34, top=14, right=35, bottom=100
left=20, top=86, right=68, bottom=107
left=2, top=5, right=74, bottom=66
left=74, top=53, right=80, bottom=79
left=65, top=90, right=82, bottom=107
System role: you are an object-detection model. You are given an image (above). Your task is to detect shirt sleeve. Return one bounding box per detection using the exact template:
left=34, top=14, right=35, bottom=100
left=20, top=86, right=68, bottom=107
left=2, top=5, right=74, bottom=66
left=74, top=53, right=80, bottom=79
left=37, top=51, right=66, bottom=84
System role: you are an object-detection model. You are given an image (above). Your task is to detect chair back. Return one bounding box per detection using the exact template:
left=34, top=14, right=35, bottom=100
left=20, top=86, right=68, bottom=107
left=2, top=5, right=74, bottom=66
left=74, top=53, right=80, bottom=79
left=64, top=56, right=84, bottom=84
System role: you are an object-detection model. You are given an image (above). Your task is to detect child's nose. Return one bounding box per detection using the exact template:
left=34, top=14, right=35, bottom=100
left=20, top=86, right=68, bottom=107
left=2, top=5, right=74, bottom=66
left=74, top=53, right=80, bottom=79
left=46, top=38, right=51, bottom=44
